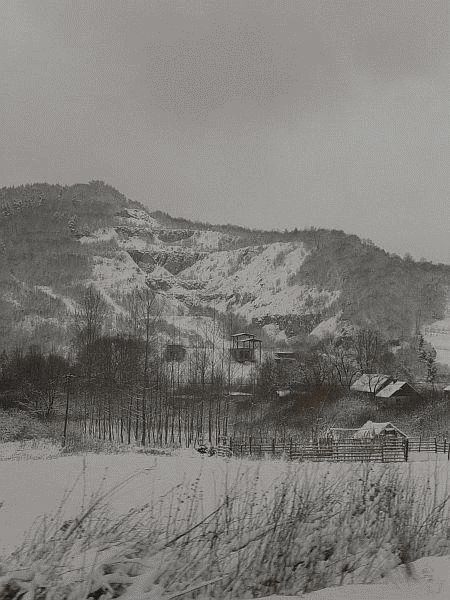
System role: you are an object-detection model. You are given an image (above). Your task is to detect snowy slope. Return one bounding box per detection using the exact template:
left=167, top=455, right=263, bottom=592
left=422, top=290, right=450, bottom=366
left=74, top=210, right=340, bottom=344
left=178, top=242, right=339, bottom=320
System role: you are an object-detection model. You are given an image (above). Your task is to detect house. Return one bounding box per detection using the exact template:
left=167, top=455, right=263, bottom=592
left=375, top=381, right=421, bottom=400
left=351, top=373, right=392, bottom=394
left=353, top=421, right=407, bottom=439
left=230, top=333, right=262, bottom=363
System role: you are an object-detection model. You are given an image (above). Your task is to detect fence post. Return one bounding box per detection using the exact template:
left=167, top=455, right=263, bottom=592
left=418, top=435, right=421, bottom=452
left=435, top=437, right=438, bottom=453
left=444, top=438, right=447, bottom=455
left=289, top=437, right=293, bottom=460
left=249, top=436, right=252, bottom=455
left=404, top=438, right=409, bottom=462
left=272, top=438, right=275, bottom=457
left=448, top=441, right=450, bottom=461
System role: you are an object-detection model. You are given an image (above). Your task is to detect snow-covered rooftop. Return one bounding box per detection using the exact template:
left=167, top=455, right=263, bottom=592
left=351, top=374, right=391, bottom=393
left=376, top=381, right=418, bottom=398
left=353, top=421, right=407, bottom=438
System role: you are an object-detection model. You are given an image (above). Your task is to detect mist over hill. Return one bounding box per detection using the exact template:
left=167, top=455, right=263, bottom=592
left=0, top=181, right=449, bottom=365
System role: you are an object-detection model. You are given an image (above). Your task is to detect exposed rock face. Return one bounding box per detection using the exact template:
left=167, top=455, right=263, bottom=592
left=1, top=182, right=449, bottom=363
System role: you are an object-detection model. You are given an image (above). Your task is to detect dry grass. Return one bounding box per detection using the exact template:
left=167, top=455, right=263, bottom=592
left=0, top=460, right=449, bottom=600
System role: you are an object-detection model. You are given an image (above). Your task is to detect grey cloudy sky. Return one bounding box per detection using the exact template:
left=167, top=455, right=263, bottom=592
left=1, top=1, right=448, bottom=262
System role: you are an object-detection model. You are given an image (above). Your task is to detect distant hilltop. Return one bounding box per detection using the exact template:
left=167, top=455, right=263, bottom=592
left=0, top=181, right=449, bottom=366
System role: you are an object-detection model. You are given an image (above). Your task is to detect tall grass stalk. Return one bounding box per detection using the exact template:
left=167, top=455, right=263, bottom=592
left=1, top=462, right=449, bottom=599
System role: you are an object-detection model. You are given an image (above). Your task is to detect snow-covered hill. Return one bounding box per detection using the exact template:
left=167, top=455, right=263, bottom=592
left=1, top=182, right=449, bottom=362
left=64, top=207, right=342, bottom=347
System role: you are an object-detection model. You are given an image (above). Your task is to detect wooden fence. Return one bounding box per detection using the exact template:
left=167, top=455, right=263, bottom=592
left=216, top=436, right=409, bottom=463
left=408, top=436, right=450, bottom=457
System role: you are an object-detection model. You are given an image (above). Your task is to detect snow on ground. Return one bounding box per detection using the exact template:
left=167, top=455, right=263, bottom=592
left=35, top=285, right=78, bottom=313
left=117, top=209, right=161, bottom=230
left=310, top=314, right=341, bottom=339
left=178, top=242, right=338, bottom=320
left=91, top=253, right=148, bottom=293
left=1, top=447, right=449, bottom=558
left=259, top=555, right=450, bottom=599
left=422, top=292, right=450, bottom=367
left=0, top=439, right=61, bottom=461
left=180, top=230, right=236, bottom=250
left=78, top=227, right=118, bottom=245
left=89, top=252, right=150, bottom=314
left=423, top=316, right=450, bottom=368
left=262, top=323, right=288, bottom=343
left=119, top=234, right=153, bottom=251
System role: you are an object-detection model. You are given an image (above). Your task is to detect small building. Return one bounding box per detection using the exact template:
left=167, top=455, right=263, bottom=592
left=375, top=381, right=421, bottom=400
left=444, top=385, right=450, bottom=399
left=230, top=333, right=262, bottom=363
left=353, top=421, right=407, bottom=440
left=351, top=373, right=392, bottom=395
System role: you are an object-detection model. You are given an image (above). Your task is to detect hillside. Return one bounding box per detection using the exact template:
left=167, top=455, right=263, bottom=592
left=0, top=182, right=449, bottom=364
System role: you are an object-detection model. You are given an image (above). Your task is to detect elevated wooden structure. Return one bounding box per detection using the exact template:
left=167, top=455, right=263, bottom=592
left=230, top=332, right=262, bottom=363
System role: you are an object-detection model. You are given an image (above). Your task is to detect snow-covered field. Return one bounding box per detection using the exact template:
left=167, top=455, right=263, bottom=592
left=1, top=444, right=449, bottom=599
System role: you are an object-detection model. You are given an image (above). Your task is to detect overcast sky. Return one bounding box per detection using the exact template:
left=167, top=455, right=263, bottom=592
left=0, top=1, right=448, bottom=262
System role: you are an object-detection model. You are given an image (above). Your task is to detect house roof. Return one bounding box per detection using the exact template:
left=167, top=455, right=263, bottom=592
left=444, top=385, right=450, bottom=392
left=376, top=381, right=418, bottom=398
left=351, top=374, right=391, bottom=393
left=231, top=332, right=254, bottom=338
left=353, top=420, right=407, bottom=438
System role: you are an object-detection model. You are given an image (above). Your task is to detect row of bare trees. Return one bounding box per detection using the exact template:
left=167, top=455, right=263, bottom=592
left=0, top=284, right=441, bottom=446
left=67, top=286, right=249, bottom=445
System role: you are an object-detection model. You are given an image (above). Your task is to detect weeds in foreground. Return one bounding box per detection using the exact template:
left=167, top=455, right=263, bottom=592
left=0, top=462, right=449, bottom=599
